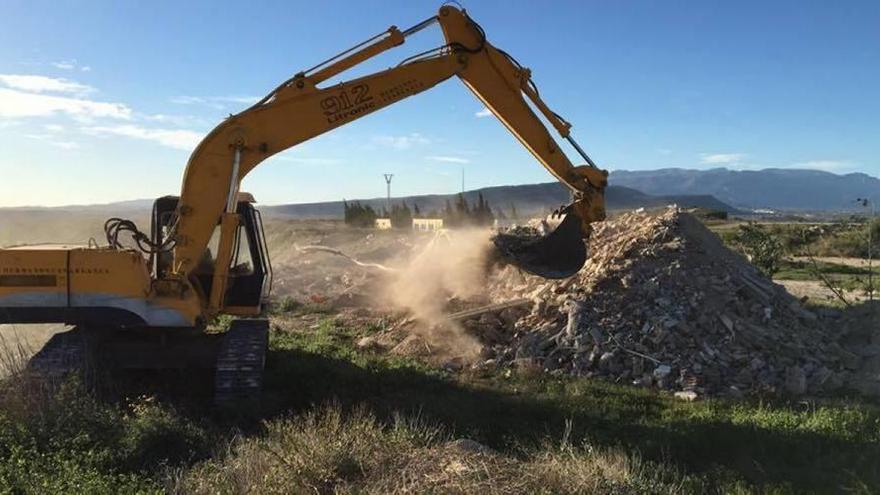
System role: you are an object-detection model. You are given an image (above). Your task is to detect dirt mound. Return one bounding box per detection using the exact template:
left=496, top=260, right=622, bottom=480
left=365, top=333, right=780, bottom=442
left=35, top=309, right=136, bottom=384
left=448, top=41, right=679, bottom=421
left=477, top=208, right=850, bottom=398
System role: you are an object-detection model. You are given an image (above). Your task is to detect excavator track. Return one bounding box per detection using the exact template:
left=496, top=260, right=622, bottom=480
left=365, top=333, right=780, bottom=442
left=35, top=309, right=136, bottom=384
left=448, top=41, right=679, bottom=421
left=26, top=327, right=91, bottom=381
left=214, top=319, right=269, bottom=406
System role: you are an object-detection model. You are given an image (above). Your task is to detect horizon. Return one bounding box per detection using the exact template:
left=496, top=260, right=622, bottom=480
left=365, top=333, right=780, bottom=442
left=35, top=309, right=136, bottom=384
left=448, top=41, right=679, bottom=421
left=1, top=0, right=878, bottom=207
left=1, top=166, right=876, bottom=209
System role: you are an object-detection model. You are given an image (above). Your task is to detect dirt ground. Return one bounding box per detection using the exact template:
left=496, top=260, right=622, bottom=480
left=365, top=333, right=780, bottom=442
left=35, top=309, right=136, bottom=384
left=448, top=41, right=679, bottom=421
left=775, top=279, right=871, bottom=305
left=0, top=324, right=66, bottom=377
left=789, top=256, right=875, bottom=268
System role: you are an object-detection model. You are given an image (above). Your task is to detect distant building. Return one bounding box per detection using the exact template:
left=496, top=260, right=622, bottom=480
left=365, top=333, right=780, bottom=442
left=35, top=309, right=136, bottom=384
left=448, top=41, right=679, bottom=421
left=412, top=218, right=443, bottom=232
left=375, top=218, right=392, bottom=230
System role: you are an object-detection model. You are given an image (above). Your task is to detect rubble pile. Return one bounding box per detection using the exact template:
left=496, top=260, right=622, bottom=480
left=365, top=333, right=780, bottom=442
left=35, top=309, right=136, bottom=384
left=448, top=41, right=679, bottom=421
left=474, top=208, right=852, bottom=398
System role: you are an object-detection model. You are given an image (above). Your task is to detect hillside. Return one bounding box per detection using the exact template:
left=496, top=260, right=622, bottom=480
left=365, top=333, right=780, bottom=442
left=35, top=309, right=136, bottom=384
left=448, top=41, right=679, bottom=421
left=611, top=168, right=880, bottom=211
left=264, top=183, right=738, bottom=219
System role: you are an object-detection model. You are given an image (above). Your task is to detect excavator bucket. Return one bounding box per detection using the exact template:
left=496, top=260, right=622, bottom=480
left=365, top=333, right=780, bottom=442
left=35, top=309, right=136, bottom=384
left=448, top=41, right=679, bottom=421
left=491, top=210, right=587, bottom=279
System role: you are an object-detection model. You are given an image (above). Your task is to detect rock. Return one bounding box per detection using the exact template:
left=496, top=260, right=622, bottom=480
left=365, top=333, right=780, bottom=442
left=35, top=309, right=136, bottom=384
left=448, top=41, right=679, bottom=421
left=564, top=300, right=588, bottom=339
left=632, top=374, right=653, bottom=387
left=499, top=308, right=520, bottom=326
left=447, top=438, right=494, bottom=455
left=443, top=359, right=464, bottom=372
left=478, top=312, right=503, bottom=328
left=784, top=366, right=807, bottom=395
left=727, top=386, right=744, bottom=399
left=653, top=364, right=672, bottom=379
left=839, top=349, right=862, bottom=370
left=631, top=357, right=644, bottom=376
left=808, top=366, right=833, bottom=392
left=599, top=351, right=618, bottom=371
left=718, top=314, right=734, bottom=333
left=356, top=336, right=380, bottom=350
left=674, top=390, right=698, bottom=401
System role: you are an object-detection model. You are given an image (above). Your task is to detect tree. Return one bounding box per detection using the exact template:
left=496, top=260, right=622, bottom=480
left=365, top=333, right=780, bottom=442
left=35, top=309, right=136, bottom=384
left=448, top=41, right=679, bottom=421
left=509, top=203, right=519, bottom=221
left=343, top=200, right=378, bottom=228
left=413, top=203, right=421, bottom=218
left=443, top=198, right=459, bottom=227
left=734, top=223, right=783, bottom=277
left=472, top=192, right=494, bottom=226
left=454, top=193, right=470, bottom=221
left=390, top=202, right=413, bottom=229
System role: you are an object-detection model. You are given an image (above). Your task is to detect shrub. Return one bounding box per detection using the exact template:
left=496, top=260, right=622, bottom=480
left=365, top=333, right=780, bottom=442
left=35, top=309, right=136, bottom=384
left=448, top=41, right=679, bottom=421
left=733, top=223, right=784, bottom=276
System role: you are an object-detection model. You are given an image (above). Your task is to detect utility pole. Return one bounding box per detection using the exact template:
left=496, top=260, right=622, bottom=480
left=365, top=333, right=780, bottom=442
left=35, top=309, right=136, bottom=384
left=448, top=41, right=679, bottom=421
left=461, top=167, right=465, bottom=194
left=383, top=174, right=393, bottom=213
left=857, top=197, right=875, bottom=301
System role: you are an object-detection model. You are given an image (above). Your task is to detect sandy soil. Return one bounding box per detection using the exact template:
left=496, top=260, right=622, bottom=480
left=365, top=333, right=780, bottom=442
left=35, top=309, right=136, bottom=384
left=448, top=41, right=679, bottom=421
left=789, top=256, right=875, bottom=268
left=0, top=324, right=67, bottom=376
left=774, top=279, right=870, bottom=305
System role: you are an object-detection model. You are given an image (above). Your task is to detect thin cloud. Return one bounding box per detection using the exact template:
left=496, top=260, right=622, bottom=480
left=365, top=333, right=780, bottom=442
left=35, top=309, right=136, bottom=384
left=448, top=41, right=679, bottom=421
left=170, top=94, right=259, bottom=109
left=657, top=148, right=672, bottom=155
left=0, top=74, right=93, bottom=94
left=426, top=155, right=470, bottom=164
left=0, top=88, right=131, bottom=119
left=700, top=153, right=747, bottom=164
left=475, top=107, right=492, bottom=118
left=790, top=160, right=855, bottom=173
left=49, top=140, right=80, bottom=150
left=83, top=124, right=203, bottom=151
left=24, top=133, right=80, bottom=150
left=143, top=113, right=208, bottom=127
left=52, top=60, right=76, bottom=70
left=271, top=155, right=343, bottom=165
left=51, top=59, right=90, bottom=71
left=372, top=133, right=430, bottom=149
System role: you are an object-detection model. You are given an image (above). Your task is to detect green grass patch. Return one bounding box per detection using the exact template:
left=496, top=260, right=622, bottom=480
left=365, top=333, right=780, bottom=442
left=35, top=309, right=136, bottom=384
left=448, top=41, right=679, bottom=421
left=0, top=314, right=878, bottom=493
left=258, top=316, right=880, bottom=493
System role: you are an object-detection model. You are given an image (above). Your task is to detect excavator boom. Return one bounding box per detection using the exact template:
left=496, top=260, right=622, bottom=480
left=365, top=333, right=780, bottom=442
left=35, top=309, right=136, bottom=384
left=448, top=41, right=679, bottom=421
left=0, top=5, right=609, bottom=406
left=170, top=6, right=606, bottom=311
left=1, top=6, right=607, bottom=330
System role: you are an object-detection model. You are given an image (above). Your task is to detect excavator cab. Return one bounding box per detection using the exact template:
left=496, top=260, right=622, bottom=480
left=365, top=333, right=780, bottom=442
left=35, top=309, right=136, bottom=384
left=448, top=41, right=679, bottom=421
left=151, top=196, right=272, bottom=311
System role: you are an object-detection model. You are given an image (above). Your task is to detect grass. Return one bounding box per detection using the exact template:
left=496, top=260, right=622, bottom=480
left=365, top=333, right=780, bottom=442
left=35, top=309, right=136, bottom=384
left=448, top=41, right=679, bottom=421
left=774, top=259, right=879, bottom=279
left=773, top=259, right=879, bottom=291
left=0, top=308, right=878, bottom=493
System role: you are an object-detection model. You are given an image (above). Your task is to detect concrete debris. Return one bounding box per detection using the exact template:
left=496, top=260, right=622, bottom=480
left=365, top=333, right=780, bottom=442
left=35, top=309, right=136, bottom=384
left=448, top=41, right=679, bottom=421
left=674, top=390, right=699, bottom=401
left=472, top=207, right=858, bottom=398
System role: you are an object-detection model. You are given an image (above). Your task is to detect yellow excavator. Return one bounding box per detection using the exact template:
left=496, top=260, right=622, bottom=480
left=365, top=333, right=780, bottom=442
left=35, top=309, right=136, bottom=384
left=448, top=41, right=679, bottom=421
left=0, top=6, right=606, bottom=402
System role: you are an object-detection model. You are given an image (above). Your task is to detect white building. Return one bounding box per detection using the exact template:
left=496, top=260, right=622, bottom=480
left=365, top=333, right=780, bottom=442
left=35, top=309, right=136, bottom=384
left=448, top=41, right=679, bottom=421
left=412, top=218, right=444, bottom=232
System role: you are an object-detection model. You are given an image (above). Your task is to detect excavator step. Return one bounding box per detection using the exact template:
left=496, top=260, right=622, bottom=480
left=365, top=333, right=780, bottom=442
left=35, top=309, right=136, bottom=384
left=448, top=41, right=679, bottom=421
left=213, top=319, right=269, bottom=406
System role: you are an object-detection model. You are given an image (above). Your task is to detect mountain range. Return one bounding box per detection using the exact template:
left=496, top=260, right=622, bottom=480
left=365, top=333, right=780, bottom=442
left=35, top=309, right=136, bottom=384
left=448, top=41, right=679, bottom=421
left=2, top=168, right=877, bottom=218
left=609, top=168, right=879, bottom=211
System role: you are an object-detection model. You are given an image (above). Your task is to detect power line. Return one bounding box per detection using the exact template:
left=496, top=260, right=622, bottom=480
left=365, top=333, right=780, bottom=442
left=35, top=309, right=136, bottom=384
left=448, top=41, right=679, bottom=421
left=383, top=174, right=393, bottom=211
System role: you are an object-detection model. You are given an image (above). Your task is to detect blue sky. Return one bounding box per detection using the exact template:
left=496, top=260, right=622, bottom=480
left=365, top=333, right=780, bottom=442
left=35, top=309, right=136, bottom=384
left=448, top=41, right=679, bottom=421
left=0, top=0, right=877, bottom=207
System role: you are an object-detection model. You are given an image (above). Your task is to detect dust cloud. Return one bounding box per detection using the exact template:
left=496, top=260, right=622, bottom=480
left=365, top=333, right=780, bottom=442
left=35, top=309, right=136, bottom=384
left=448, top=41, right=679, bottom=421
left=383, top=229, right=494, bottom=360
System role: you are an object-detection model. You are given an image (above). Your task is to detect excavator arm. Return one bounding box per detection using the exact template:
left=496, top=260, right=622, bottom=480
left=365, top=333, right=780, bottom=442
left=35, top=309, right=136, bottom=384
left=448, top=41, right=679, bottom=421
left=170, top=6, right=607, bottom=313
